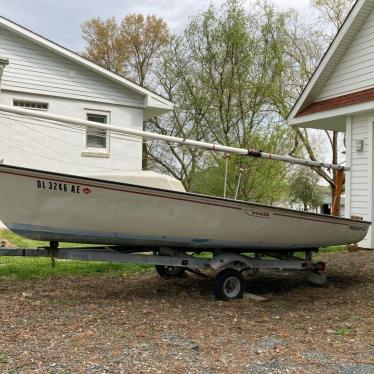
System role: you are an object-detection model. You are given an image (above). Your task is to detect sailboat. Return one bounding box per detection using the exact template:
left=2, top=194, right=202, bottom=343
left=0, top=105, right=369, bottom=251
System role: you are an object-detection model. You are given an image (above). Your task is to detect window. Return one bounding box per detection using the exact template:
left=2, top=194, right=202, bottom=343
left=13, top=100, right=48, bottom=111
left=86, top=113, right=108, bottom=149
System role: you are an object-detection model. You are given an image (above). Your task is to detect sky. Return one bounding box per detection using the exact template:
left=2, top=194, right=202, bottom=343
left=0, top=0, right=311, bottom=52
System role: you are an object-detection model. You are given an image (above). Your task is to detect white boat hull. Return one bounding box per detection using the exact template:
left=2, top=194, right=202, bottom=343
left=0, top=165, right=370, bottom=250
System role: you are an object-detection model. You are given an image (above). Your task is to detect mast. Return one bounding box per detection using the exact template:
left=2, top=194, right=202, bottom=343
left=0, top=104, right=348, bottom=171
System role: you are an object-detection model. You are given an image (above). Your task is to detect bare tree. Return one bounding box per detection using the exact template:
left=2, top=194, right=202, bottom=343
left=311, top=0, right=355, bottom=30
left=81, top=14, right=170, bottom=169
left=81, top=17, right=129, bottom=75
left=271, top=0, right=355, bottom=204
left=120, top=14, right=170, bottom=87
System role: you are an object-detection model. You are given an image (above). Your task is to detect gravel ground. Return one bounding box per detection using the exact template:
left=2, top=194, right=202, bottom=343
left=0, top=251, right=373, bottom=373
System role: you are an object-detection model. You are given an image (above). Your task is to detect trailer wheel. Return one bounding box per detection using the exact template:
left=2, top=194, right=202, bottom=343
left=213, top=269, right=244, bottom=300
left=155, top=265, right=185, bottom=279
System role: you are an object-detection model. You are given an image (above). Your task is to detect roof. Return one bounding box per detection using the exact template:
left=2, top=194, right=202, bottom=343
left=287, top=0, right=374, bottom=131
left=296, top=87, right=374, bottom=117
left=0, top=16, right=174, bottom=120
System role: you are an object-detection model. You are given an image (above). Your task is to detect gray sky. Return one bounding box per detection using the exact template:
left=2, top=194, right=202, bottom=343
left=0, top=0, right=310, bottom=52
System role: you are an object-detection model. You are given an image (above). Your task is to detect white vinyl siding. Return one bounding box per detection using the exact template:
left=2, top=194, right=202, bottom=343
left=347, top=113, right=372, bottom=247
left=0, top=93, right=143, bottom=174
left=317, top=8, right=374, bottom=101
left=0, top=26, right=144, bottom=107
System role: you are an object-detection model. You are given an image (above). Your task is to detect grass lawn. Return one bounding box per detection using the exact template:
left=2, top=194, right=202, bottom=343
left=0, top=229, right=90, bottom=249
left=0, top=229, right=346, bottom=280
left=318, top=245, right=347, bottom=253
left=0, top=257, right=152, bottom=280
left=0, top=230, right=152, bottom=280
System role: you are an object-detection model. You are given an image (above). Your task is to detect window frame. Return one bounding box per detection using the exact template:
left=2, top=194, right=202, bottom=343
left=82, top=109, right=111, bottom=157
left=13, top=99, right=49, bottom=111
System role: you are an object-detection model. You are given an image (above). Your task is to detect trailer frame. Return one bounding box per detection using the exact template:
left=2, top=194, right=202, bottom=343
left=0, top=244, right=327, bottom=300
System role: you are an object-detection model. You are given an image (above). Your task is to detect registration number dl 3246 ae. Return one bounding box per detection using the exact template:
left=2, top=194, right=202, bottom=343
left=36, top=179, right=92, bottom=195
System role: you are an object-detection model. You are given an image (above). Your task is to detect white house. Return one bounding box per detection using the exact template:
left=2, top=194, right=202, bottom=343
left=0, top=16, right=173, bottom=176
left=288, top=0, right=374, bottom=248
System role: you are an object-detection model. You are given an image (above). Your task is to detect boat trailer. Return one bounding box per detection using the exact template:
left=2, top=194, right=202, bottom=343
left=0, top=244, right=327, bottom=300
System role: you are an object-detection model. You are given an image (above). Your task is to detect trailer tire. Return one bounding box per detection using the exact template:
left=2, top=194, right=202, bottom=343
left=155, top=265, right=186, bottom=279
left=213, top=269, right=244, bottom=300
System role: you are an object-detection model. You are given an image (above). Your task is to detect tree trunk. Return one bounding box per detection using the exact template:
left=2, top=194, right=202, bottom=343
left=142, top=142, right=148, bottom=170
left=330, top=183, right=336, bottom=210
